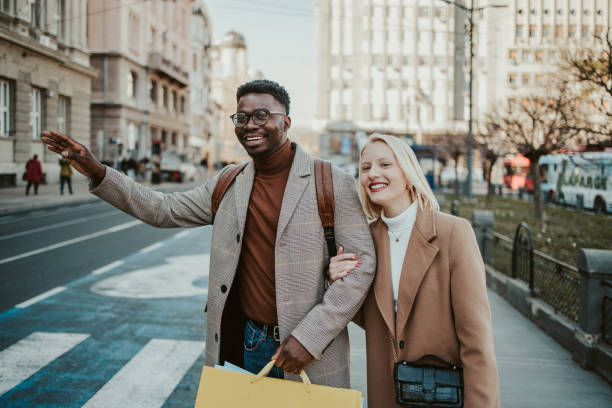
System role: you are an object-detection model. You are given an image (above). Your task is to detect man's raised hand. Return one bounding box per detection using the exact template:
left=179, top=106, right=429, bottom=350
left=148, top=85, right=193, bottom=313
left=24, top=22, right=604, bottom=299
left=42, top=131, right=106, bottom=184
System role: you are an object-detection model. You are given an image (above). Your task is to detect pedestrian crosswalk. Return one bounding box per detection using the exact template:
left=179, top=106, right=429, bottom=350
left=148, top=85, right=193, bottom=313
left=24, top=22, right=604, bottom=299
left=0, top=332, right=205, bottom=407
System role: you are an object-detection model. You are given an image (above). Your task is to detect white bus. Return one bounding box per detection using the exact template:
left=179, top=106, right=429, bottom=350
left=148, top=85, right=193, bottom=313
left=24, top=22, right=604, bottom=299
left=539, top=152, right=612, bottom=214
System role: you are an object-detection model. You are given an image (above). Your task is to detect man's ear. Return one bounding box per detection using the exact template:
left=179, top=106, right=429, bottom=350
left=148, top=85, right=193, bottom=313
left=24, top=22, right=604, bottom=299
left=283, top=116, right=292, bottom=135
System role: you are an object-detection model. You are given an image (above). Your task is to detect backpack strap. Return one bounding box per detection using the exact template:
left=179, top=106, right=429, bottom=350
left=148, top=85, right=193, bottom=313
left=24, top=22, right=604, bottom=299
left=211, top=162, right=248, bottom=219
left=314, top=159, right=336, bottom=257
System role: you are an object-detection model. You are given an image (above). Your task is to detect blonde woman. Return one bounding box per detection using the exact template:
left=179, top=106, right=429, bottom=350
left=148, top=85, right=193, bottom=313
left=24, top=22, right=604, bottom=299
left=329, top=134, right=499, bottom=408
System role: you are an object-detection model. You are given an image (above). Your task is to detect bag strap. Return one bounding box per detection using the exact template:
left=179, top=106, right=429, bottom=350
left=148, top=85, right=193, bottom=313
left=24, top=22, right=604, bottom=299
left=314, top=159, right=336, bottom=257
left=211, top=162, right=248, bottom=219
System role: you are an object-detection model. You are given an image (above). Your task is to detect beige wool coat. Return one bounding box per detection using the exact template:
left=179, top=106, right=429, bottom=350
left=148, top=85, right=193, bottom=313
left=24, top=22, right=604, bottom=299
left=355, top=208, right=499, bottom=408
left=91, top=144, right=376, bottom=388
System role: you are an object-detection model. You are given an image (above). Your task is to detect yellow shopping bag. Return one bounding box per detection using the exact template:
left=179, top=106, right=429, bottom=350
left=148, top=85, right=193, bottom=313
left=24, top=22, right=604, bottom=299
left=194, top=360, right=362, bottom=407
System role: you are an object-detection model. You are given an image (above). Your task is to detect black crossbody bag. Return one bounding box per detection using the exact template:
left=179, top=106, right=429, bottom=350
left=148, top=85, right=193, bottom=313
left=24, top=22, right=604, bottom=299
left=388, top=333, right=464, bottom=407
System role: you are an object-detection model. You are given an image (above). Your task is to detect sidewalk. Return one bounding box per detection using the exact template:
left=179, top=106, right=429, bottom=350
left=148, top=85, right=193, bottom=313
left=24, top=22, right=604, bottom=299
left=0, top=176, right=206, bottom=216
left=348, top=289, right=612, bottom=407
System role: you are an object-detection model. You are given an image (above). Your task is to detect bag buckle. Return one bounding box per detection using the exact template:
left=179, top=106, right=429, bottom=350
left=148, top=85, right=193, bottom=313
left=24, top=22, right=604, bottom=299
left=273, top=326, right=281, bottom=342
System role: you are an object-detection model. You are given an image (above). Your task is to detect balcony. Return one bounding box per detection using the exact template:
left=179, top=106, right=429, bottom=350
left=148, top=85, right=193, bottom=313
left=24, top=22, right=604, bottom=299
left=147, top=52, right=189, bottom=88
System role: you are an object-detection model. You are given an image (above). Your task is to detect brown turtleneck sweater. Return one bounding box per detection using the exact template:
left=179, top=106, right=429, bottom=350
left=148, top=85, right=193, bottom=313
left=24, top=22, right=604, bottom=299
left=237, top=139, right=295, bottom=325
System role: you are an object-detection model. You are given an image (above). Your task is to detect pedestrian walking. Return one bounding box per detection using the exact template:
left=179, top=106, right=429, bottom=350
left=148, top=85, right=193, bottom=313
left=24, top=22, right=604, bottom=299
left=59, top=158, right=73, bottom=195
left=42, top=79, right=376, bottom=388
left=24, top=154, right=43, bottom=195
left=328, top=134, right=499, bottom=407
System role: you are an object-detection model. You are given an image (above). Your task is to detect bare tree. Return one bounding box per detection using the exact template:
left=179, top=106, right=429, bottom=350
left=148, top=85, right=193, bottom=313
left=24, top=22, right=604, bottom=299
left=494, top=81, right=580, bottom=226
left=558, top=29, right=612, bottom=143
left=476, top=114, right=511, bottom=207
left=431, top=133, right=467, bottom=197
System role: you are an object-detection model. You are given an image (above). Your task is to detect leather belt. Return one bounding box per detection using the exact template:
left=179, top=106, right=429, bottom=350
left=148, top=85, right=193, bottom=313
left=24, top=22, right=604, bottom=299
left=249, top=320, right=281, bottom=342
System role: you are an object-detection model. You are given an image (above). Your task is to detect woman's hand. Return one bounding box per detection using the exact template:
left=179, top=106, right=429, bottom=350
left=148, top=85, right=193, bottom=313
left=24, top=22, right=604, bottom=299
left=328, top=246, right=361, bottom=283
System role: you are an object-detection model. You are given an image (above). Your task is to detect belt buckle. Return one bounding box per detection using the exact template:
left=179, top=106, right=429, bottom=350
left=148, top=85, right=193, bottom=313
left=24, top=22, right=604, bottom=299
left=273, top=326, right=281, bottom=342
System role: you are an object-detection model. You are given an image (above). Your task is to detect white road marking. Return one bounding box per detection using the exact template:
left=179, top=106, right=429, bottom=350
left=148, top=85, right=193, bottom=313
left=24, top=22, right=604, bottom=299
left=139, top=242, right=163, bottom=254
left=0, top=211, right=117, bottom=241
left=0, top=220, right=142, bottom=265
left=90, top=254, right=209, bottom=299
left=14, top=286, right=66, bottom=309
left=174, top=230, right=191, bottom=239
left=91, top=260, right=124, bottom=276
left=0, top=332, right=89, bottom=396
left=0, top=203, right=100, bottom=225
left=82, top=339, right=204, bottom=408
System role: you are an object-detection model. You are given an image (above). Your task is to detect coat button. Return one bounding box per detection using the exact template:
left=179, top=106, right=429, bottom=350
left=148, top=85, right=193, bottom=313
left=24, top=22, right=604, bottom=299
left=214, top=333, right=218, bottom=342
left=399, top=340, right=405, bottom=349
left=221, top=285, right=227, bottom=293
left=236, top=234, right=240, bottom=242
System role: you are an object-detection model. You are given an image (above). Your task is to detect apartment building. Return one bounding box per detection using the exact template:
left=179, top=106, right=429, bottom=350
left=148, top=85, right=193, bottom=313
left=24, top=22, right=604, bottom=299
left=190, top=0, right=216, bottom=164
left=315, top=0, right=468, bottom=147
left=0, top=0, right=95, bottom=186
left=88, top=0, right=191, bottom=162
left=474, top=0, right=611, bottom=121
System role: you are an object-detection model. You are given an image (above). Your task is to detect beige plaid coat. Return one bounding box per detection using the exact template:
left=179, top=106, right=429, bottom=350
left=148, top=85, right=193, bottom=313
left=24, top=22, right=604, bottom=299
left=91, top=144, right=376, bottom=388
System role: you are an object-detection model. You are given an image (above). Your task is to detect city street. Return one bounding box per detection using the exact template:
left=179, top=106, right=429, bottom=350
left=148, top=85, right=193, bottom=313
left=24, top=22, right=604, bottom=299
left=0, top=215, right=212, bottom=407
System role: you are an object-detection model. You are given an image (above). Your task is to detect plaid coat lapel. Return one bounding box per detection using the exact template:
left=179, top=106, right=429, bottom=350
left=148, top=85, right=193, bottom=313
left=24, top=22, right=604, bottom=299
left=275, top=145, right=311, bottom=246
left=234, top=161, right=255, bottom=235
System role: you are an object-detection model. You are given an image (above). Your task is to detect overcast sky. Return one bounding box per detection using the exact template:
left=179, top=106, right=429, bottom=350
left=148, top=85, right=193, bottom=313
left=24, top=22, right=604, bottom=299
left=206, top=0, right=318, bottom=129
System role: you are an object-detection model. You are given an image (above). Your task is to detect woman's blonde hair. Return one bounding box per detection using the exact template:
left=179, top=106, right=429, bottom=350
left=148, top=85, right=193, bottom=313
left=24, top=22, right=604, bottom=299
left=358, top=133, right=439, bottom=219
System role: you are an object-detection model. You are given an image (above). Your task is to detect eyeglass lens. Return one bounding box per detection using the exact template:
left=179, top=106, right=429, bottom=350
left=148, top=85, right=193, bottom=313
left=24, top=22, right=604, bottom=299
left=233, top=109, right=270, bottom=127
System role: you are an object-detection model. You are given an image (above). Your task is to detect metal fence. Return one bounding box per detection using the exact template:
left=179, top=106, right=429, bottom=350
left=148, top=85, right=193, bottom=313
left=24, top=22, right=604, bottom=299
left=484, top=223, right=581, bottom=323
left=603, top=282, right=612, bottom=346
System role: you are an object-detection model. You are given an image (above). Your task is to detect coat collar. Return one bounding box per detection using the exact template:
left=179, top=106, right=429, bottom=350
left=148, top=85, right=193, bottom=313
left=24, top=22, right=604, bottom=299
left=372, top=207, right=439, bottom=338
left=232, top=142, right=312, bottom=240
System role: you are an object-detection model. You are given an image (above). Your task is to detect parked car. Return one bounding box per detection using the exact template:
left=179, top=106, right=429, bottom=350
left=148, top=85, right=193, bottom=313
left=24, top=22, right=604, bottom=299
left=160, top=152, right=198, bottom=183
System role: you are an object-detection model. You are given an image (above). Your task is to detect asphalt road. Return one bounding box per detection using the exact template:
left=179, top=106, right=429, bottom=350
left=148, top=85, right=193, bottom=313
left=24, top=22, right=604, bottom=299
left=0, top=201, right=184, bottom=312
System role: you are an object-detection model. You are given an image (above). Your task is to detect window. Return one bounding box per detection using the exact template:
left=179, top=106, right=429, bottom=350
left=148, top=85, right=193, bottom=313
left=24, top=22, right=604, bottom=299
left=149, top=27, right=156, bottom=49
left=171, top=90, right=177, bottom=111
left=581, top=25, right=589, bottom=38
left=529, top=25, right=537, bottom=38
left=193, top=53, right=197, bottom=71
left=171, top=132, right=177, bottom=145
left=0, top=80, right=10, bottom=137
left=129, top=12, right=140, bottom=53
left=530, top=9, right=536, bottom=15
left=569, top=9, right=575, bottom=15
left=542, top=25, right=550, bottom=38
left=535, top=50, right=543, bottom=61
left=508, top=73, right=517, bottom=85
left=180, top=95, right=185, bottom=113
left=150, top=80, right=157, bottom=103
left=57, top=96, right=69, bottom=134
left=522, top=50, right=531, bottom=61
left=517, top=9, right=523, bottom=15
left=127, top=71, right=137, bottom=99
left=584, top=10, right=590, bottom=16
left=555, top=25, right=563, bottom=38
left=1, top=0, right=10, bottom=13
left=516, top=24, right=523, bottom=37
left=419, top=7, right=429, bottom=18
left=57, top=0, right=66, bottom=40
left=30, top=0, right=42, bottom=27
left=31, top=88, right=43, bottom=139
left=161, top=85, right=168, bottom=108
left=509, top=49, right=518, bottom=61
left=557, top=9, right=563, bottom=15
left=522, top=74, right=530, bottom=85
left=568, top=25, right=576, bottom=38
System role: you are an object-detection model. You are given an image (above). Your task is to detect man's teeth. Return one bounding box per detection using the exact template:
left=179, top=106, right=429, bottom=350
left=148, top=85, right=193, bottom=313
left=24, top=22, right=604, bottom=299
left=370, top=183, right=387, bottom=190
left=246, top=136, right=263, bottom=141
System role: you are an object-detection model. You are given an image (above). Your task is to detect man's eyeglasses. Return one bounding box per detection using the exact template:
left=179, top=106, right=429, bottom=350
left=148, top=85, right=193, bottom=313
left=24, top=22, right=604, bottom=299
left=230, top=109, right=286, bottom=128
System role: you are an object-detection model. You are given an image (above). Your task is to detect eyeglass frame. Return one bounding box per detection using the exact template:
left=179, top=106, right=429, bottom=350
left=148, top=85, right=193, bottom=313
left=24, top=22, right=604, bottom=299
left=229, top=108, right=287, bottom=128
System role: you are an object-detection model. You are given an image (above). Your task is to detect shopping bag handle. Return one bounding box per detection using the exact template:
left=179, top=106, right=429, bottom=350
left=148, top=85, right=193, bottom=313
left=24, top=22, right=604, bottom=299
left=250, top=360, right=312, bottom=393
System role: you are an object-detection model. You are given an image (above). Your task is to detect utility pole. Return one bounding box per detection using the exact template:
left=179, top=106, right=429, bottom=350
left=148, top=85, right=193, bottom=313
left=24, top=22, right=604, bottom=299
left=439, top=0, right=507, bottom=198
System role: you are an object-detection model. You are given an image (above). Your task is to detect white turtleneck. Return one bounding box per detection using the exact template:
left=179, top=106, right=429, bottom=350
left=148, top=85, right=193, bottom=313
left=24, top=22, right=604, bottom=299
left=381, top=201, right=418, bottom=307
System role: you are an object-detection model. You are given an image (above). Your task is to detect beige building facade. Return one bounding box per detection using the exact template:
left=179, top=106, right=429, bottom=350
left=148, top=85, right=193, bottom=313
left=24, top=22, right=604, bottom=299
left=88, top=0, right=192, bottom=163
left=209, top=31, right=262, bottom=165
left=0, top=0, right=95, bottom=186
left=315, top=0, right=468, bottom=144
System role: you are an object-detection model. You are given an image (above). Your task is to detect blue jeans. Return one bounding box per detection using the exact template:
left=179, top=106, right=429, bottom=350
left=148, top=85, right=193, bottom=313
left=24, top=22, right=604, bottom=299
left=243, top=320, right=284, bottom=379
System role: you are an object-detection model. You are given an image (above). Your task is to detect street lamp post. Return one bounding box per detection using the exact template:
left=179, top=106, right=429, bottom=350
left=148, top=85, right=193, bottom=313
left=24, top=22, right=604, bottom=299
left=439, top=0, right=507, bottom=198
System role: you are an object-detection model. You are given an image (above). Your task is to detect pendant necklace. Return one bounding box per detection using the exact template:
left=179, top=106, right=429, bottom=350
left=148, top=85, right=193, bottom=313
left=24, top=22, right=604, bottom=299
left=388, top=228, right=409, bottom=242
